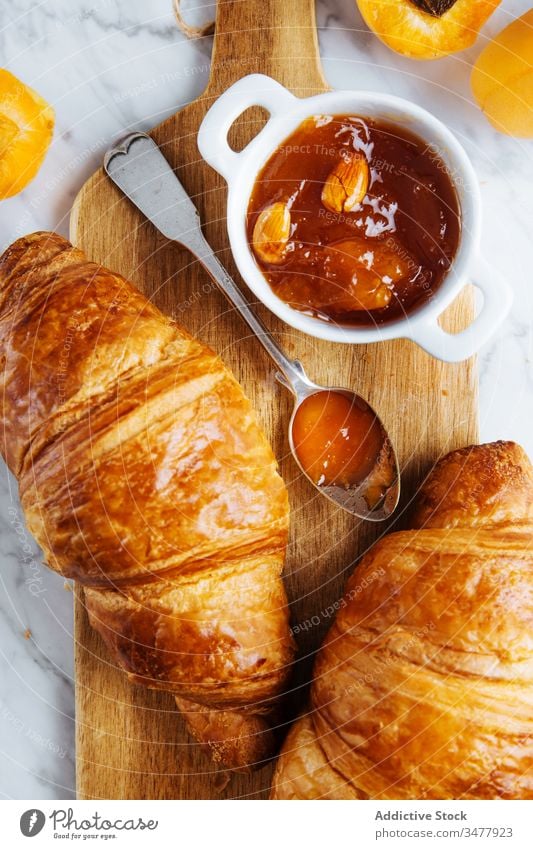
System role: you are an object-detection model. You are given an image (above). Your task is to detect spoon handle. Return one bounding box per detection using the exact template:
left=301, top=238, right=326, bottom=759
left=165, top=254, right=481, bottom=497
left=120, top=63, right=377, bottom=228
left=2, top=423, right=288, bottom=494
left=104, top=132, right=315, bottom=398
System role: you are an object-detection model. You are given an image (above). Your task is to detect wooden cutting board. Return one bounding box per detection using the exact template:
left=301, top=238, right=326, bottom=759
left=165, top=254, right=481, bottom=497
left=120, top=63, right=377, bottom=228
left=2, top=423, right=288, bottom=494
left=70, top=0, right=478, bottom=800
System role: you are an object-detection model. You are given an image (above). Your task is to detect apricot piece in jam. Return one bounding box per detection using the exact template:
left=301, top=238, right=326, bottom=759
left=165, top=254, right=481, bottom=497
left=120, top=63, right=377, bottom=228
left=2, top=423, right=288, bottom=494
left=292, top=391, right=385, bottom=489
left=274, top=236, right=416, bottom=315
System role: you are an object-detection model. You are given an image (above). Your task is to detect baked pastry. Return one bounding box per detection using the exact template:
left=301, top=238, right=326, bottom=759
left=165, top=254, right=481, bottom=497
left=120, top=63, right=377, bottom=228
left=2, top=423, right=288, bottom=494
left=272, top=441, right=533, bottom=798
left=0, top=232, right=295, bottom=771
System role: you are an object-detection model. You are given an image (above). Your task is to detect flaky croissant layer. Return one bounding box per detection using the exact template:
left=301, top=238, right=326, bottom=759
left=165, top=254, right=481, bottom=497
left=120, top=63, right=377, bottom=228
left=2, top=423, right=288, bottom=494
left=272, top=441, right=533, bottom=799
left=0, top=232, right=295, bottom=770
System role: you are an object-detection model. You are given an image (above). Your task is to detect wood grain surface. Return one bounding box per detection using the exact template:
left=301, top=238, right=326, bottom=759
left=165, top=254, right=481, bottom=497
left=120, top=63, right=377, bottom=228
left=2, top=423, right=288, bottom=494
left=70, top=0, right=478, bottom=800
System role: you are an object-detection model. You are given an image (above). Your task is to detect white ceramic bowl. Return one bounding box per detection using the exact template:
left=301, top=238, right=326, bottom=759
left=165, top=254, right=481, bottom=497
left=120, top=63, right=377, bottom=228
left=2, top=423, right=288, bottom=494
left=198, top=74, right=512, bottom=363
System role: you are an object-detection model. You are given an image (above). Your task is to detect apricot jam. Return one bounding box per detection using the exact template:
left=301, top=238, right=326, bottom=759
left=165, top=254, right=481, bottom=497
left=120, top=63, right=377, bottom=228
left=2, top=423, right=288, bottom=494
left=247, top=115, right=460, bottom=326
left=292, top=391, right=385, bottom=489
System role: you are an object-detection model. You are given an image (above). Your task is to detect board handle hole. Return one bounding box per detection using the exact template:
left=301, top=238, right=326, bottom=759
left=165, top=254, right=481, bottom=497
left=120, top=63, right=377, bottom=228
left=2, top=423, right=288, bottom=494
left=437, top=283, right=478, bottom=335
left=227, top=106, right=270, bottom=153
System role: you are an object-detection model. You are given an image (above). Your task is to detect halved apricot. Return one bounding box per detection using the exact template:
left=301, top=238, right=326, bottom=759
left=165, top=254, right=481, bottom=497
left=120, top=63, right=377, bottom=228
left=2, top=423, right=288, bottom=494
left=356, top=0, right=501, bottom=59
left=471, top=10, right=533, bottom=137
left=0, top=69, right=54, bottom=199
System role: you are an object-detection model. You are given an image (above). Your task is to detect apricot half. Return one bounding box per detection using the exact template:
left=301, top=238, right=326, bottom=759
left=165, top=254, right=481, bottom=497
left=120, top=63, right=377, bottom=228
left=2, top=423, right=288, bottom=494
left=471, top=10, right=533, bottom=137
left=0, top=69, right=54, bottom=199
left=356, top=0, right=501, bottom=59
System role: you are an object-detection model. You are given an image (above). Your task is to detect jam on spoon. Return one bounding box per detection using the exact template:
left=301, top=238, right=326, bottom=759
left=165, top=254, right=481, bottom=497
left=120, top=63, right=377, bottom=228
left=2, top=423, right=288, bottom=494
left=292, top=389, right=398, bottom=512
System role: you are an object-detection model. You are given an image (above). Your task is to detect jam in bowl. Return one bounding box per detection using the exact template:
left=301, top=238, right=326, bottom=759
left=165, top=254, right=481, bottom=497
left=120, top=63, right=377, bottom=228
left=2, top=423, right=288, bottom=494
left=197, top=74, right=512, bottom=362
left=247, top=114, right=461, bottom=328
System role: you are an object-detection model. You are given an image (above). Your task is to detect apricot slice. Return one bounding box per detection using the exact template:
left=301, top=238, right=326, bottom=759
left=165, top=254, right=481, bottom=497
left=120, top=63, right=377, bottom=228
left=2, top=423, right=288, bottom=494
left=355, top=0, right=501, bottom=59
left=342, top=235, right=412, bottom=279
left=471, top=10, right=533, bottom=138
left=0, top=69, right=54, bottom=199
left=276, top=236, right=415, bottom=315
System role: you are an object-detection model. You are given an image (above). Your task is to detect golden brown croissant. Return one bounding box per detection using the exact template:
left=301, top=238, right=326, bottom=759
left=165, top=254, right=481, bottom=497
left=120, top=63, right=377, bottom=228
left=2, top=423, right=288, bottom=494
left=272, top=441, right=533, bottom=799
left=0, top=231, right=295, bottom=771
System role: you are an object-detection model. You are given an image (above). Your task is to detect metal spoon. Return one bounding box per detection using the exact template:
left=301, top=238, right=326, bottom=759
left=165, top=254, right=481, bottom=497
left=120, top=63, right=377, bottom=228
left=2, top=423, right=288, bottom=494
left=104, top=132, right=400, bottom=521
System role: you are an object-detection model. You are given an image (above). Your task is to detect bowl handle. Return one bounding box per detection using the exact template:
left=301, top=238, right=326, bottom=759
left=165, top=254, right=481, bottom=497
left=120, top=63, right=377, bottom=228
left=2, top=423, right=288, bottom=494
left=198, top=74, right=297, bottom=183
left=405, top=256, right=513, bottom=362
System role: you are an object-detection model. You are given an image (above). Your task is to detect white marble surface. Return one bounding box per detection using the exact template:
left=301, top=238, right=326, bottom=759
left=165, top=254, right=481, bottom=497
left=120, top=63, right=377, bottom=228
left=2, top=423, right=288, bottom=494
left=0, top=0, right=531, bottom=800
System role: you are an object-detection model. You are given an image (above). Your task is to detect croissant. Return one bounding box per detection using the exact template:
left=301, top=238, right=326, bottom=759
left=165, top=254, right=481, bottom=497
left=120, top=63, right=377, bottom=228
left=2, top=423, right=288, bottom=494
left=0, top=232, right=295, bottom=771
left=272, top=441, right=533, bottom=799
